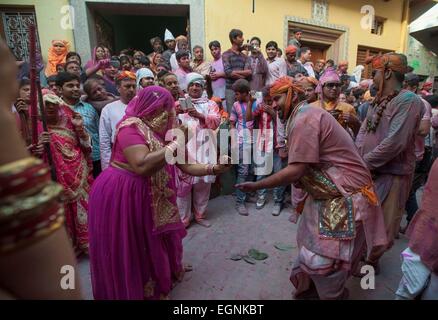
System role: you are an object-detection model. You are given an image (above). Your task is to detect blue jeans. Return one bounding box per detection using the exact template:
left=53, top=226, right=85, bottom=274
left=235, top=143, right=252, bottom=204
left=255, top=152, right=287, bottom=203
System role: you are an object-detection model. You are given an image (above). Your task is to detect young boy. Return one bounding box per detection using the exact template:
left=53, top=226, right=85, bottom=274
left=247, top=87, right=287, bottom=215
left=230, top=79, right=257, bottom=216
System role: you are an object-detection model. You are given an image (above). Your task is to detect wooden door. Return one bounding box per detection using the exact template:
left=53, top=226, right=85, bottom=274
left=357, top=45, right=393, bottom=79
left=94, top=12, right=115, bottom=54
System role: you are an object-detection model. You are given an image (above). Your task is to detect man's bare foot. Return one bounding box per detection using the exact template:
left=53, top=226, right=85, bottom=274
left=184, top=264, right=193, bottom=272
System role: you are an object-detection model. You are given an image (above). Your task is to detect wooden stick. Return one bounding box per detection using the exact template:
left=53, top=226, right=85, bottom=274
left=29, top=24, right=38, bottom=145
left=36, top=80, right=57, bottom=182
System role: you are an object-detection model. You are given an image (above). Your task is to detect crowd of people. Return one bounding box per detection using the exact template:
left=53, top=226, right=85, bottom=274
left=2, top=25, right=438, bottom=300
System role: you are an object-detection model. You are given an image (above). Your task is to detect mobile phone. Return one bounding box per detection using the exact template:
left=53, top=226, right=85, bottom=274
left=186, top=97, right=194, bottom=110
left=178, top=98, right=187, bottom=110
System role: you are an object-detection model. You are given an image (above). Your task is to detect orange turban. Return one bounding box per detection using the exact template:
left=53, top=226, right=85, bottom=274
left=45, top=40, right=70, bottom=77
left=365, top=53, right=407, bottom=99
left=270, top=76, right=304, bottom=120
left=285, top=45, right=297, bottom=55
left=299, top=76, right=319, bottom=88
left=116, top=71, right=136, bottom=82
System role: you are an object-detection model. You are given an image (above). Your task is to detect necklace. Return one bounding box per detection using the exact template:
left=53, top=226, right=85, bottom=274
left=366, top=91, right=398, bottom=133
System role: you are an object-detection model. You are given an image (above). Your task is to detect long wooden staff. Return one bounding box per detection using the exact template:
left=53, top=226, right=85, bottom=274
left=36, top=79, right=57, bottom=182
left=29, top=24, right=38, bottom=146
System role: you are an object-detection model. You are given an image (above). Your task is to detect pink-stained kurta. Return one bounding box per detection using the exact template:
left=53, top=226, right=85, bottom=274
left=407, top=159, right=438, bottom=273
left=286, top=102, right=387, bottom=298
left=177, top=98, right=221, bottom=225
left=287, top=103, right=387, bottom=261
left=356, top=90, right=424, bottom=208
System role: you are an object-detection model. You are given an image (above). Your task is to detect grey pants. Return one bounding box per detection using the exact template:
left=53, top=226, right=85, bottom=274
left=225, top=88, right=235, bottom=114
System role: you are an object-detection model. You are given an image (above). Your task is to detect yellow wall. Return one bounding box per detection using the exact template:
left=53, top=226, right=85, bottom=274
left=3, top=0, right=75, bottom=60
left=205, top=0, right=405, bottom=72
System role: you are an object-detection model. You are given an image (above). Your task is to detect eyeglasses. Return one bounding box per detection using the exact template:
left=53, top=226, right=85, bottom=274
left=324, top=83, right=341, bottom=89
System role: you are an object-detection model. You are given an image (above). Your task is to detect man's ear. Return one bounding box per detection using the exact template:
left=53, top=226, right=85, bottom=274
left=384, top=69, right=392, bottom=80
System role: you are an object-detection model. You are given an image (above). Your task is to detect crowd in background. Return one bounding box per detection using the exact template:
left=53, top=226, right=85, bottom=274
left=7, top=25, right=438, bottom=300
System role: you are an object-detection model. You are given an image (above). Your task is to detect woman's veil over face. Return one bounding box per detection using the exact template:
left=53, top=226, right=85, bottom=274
left=124, top=86, right=176, bottom=138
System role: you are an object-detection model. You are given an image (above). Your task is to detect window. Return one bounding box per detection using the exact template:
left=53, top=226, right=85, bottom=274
left=357, top=45, right=393, bottom=79
left=0, top=6, right=41, bottom=61
left=371, top=16, right=386, bottom=36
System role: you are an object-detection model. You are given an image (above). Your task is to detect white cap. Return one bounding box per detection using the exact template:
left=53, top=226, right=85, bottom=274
left=164, top=29, right=175, bottom=42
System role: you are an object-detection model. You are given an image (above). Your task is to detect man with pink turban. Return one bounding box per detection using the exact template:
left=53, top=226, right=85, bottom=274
left=311, top=67, right=360, bottom=137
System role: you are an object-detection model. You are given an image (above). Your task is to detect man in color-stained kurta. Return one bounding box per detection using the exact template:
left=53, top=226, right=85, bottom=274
left=177, top=73, right=221, bottom=228
left=311, top=68, right=360, bottom=138
left=236, top=77, right=387, bottom=300
left=355, top=53, right=424, bottom=271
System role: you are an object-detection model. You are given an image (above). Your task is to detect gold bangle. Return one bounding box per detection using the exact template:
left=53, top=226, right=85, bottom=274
left=0, top=157, right=42, bottom=176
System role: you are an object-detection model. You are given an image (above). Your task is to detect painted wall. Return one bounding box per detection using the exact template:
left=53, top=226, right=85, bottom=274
left=2, top=0, right=75, bottom=61
left=407, top=36, right=438, bottom=77
left=204, top=0, right=405, bottom=72
left=3, top=0, right=406, bottom=72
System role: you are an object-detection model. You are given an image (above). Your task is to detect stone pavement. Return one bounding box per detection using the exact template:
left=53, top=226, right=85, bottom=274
left=78, top=194, right=409, bottom=300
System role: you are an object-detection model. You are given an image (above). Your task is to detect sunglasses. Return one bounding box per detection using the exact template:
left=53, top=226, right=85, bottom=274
left=324, top=83, right=341, bottom=89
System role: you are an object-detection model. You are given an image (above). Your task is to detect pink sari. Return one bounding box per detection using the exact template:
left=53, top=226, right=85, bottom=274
left=40, top=105, right=93, bottom=255
left=88, top=86, right=186, bottom=300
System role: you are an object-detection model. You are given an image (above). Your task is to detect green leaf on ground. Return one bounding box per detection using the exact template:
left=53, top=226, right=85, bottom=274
left=274, top=243, right=296, bottom=251
left=248, top=249, right=269, bottom=260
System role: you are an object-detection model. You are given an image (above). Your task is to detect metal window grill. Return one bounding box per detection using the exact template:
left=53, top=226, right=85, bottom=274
left=1, top=11, right=40, bottom=61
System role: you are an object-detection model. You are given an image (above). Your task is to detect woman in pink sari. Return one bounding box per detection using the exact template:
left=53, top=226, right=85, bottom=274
left=84, top=46, right=110, bottom=77
left=39, top=92, right=93, bottom=256
left=88, top=86, right=230, bottom=300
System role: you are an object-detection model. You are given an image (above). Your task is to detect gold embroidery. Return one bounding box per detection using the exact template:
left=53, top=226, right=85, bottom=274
left=299, top=167, right=355, bottom=240
left=142, top=111, right=169, bottom=133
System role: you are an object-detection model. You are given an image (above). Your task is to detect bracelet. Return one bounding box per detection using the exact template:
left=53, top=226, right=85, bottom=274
left=165, top=141, right=180, bottom=154
left=206, top=164, right=215, bottom=175
left=0, top=157, right=64, bottom=254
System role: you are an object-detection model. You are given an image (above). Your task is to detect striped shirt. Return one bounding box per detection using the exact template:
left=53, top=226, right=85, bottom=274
left=222, top=49, right=251, bottom=89
left=230, top=101, right=257, bottom=144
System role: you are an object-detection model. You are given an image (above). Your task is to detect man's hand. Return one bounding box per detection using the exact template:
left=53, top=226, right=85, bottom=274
left=210, top=72, right=220, bottom=81
left=262, top=104, right=276, bottom=117
left=230, top=71, right=245, bottom=79
left=277, top=147, right=288, bottom=159
left=235, top=181, right=259, bottom=193
left=188, top=108, right=205, bottom=120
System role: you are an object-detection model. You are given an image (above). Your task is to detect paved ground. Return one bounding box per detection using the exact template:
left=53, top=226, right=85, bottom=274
left=78, top=193, right=409, bottom=300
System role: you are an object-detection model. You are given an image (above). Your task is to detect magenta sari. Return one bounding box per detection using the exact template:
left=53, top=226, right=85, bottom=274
left=88, top=87, right=186, bottom=300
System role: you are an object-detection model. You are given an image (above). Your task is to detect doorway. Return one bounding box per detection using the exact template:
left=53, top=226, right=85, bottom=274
left=300, top=40, right=330, bottom=65
left=287, top=20, right=347, bottom=64
left=88, top=2, right=189, bottom=55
